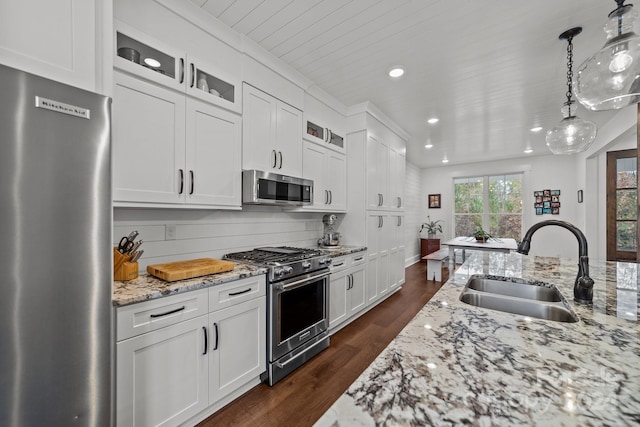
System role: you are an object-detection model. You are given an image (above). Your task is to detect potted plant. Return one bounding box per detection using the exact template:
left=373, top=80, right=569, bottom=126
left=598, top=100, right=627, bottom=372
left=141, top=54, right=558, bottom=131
left=420, top=217, right=443, bottom=239
left=473, top=226, right=492, bottom=242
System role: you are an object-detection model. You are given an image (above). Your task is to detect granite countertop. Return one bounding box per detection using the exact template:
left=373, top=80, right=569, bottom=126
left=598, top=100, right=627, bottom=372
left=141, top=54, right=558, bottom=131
left=319, top=245, right=367, bottom=257
left=112, top=261, right=267, bottom=307
left=316, top=252, right=640, bottom=426
left=112, top=246, right=366, bottom=307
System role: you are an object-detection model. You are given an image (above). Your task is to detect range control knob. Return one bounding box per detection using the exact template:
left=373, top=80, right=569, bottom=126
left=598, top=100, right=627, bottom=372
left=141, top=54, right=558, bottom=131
left=274, top=268, right=285, bottom=278
left=319, top=257, right=331, bottom=265
left=283, top=266, right=294, bottom=274
left=302, top=261, right=312, bottom=269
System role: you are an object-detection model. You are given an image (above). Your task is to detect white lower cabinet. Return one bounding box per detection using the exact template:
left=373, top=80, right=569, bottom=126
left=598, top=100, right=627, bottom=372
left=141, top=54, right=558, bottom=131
left=329, top=253, right=367, bottom=331
left=116, top=276, right=266, bottom=426
left=117, top=314, right=209, bottom=427
left=209, top=297, right=265, bottom=404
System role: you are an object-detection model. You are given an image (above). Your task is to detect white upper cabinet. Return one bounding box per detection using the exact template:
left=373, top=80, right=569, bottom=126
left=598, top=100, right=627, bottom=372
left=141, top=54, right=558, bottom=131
left=0, top=0, right=100, bottom=92
left=115, top=21, right=241, bottom=113
left=242, top=83, right=303, bottom=177
left=301, top=141, right=346, bottom=212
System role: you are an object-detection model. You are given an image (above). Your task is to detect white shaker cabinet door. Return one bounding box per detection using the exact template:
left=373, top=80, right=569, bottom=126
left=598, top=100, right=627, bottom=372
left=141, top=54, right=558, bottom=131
left=116, top=315, right=209, bottom=427
left=113, top=72, right=186, bottom=204
left=276, top=101, right=303, bottom=177
left=0, top=0, right=97, bottom=91
left=329, top=268, right=349, bottom=329
left=242, top=84, right=278, bottom=172
left=326, top=149, right=347, bottom=211
left=209, top=297, right=266, bottom=405
left=185, top=98, right=241, bottom=207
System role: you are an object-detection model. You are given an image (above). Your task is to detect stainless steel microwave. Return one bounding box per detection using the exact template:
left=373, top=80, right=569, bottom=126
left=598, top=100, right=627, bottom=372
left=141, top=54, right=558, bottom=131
left=242, top=170, right=313, bottom=206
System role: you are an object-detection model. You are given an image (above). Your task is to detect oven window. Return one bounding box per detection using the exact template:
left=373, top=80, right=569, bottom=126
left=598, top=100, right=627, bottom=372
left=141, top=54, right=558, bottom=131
left=279, top=278, right=325, bottom=343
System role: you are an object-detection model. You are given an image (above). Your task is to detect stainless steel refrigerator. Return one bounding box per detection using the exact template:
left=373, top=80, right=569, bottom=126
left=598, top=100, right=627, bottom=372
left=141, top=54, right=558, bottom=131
left=0, top=64, right=112, bottom=426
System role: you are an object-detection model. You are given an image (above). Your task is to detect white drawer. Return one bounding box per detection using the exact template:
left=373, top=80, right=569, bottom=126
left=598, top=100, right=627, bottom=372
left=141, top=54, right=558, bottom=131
left=350, top=252, right=366, bottom=267
left=209, top=275, right=266, bottom=312
left=116, top=288, right=208, bottom=341
left=329, top=256, right=350, bottom=272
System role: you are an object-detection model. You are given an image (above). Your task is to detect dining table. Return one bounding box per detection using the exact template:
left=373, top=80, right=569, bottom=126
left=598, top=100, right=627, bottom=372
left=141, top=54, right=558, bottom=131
left=443, top=236, right=519, bottom=271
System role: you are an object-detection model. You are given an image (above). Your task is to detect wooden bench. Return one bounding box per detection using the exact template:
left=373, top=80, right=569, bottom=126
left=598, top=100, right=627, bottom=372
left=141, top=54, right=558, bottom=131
left=421, top=248, right=449, bottom=282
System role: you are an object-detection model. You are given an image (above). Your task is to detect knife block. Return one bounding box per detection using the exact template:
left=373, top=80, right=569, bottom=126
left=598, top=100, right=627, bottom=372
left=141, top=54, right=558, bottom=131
left=114, top=247, right=139, bottom=281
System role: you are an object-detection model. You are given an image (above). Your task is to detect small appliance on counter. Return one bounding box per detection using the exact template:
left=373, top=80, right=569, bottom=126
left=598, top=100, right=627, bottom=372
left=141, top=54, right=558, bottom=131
left=318, top=214, right=341, bottom=247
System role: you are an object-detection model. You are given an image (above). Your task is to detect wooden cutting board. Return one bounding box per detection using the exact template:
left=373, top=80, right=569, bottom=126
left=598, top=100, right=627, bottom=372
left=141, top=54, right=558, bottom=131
left=146, top=258, right=235, bottom=282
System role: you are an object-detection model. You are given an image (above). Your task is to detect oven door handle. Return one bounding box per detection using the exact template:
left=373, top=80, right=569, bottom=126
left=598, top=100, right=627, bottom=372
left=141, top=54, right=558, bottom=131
left=274, top=337, right=328, bottom=369
left=274, top=272, right=329, bottom=291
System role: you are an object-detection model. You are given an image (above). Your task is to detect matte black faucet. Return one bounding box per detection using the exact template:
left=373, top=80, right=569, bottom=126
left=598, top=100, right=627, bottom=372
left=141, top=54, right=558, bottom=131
left=517, top=220, right=594, bottom=304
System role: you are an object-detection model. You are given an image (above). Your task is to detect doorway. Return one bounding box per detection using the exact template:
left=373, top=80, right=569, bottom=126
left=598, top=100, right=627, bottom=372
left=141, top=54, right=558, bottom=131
left=606, top=149, right=638, bottom=261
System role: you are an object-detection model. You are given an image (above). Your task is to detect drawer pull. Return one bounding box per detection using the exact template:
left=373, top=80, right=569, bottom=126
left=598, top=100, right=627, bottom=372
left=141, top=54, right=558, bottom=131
left=354, top=257, right=363, bottom=262
left=333, top=262, right=345, bottom=267
left=149, top=306, right=185, bottom=318
left=228, top=288, right=252, bottom=296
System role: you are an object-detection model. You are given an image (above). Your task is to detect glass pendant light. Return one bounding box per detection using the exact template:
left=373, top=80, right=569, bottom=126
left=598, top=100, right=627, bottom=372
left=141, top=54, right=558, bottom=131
left=574, top=0, right=640, bottom=110
left=546, top=27, right=597, bottom=155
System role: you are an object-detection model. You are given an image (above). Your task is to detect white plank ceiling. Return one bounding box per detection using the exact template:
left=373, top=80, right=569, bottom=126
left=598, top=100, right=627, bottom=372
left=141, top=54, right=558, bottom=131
left=192, top=0, right=624, bottom=168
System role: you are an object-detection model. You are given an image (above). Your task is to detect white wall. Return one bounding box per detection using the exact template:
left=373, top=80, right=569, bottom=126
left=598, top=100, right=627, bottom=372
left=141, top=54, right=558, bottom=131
left=420, top=154, right=584, bottom=259
left=404, top=161, right=422, bottom=265
left=113, top=207, right=326, bottom=273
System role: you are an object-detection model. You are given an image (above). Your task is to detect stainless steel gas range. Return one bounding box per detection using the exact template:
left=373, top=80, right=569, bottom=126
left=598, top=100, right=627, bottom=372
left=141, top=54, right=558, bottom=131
left=224, top=247, right=332, bottom=385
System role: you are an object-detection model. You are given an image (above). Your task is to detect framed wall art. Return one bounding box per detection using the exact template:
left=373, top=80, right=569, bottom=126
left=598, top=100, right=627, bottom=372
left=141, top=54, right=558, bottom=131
left=534, top=189, right=560, bottom=215
left=428, top=194, right=441, bottom=209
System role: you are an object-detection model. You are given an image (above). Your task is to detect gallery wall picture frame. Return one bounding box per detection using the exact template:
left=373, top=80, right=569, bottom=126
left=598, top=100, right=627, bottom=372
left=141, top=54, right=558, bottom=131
left=428, top=194, right=441, bottom=208
left=534, top=189, right=561, bottom=215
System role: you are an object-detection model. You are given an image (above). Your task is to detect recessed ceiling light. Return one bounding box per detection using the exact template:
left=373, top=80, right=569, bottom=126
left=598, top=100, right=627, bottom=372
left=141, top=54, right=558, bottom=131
left=424, top=143, right=433, bottom=149
left=428, top=117, right=439, bottom=124
left=388, top=66, right=405, bottom=78
left=144, top=57, right=161, bottom=68
left=442, top=158, right=449, bottom=163
left=524, top=148, right=533, bottom=154
left=530, top=126, right=543, bottom=133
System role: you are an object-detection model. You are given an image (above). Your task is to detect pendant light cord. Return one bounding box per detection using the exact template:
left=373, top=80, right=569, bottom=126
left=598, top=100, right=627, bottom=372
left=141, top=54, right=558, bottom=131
left=565, top=35, right=575, bottom=116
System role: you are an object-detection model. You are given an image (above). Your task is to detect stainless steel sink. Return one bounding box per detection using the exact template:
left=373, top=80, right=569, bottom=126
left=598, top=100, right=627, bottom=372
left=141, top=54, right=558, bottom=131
left=466, top=276, right=562, bottom=302
left=459, top=275, right=579, bottom=323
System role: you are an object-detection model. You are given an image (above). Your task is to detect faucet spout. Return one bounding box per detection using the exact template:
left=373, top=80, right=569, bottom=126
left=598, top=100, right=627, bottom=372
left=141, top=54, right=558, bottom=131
left=517, top=220, right=593, bottom=304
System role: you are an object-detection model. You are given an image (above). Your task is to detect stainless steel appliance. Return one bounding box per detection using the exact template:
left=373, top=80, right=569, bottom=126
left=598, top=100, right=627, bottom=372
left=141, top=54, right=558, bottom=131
left=242, top=169, right=313, bottom=206
left=0, top=64, right=112, bottom=426
left=224, top=247, right=331, bottom=385
left=319, top=214, right=341, bottom=247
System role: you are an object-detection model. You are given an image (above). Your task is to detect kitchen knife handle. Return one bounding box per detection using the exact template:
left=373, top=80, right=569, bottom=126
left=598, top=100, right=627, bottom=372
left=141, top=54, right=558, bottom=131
left=178, top=169, right=184, bottom=194
left=150, top=306, right=185, bottom=318
left=189, top=170, right=195, bottom=195
left=179, top=58, right=184, bottom=84
left=213, top=322, right=219, bottom=351
left=190, top=63, right=195, bottom=88
left=202, top=327, right=207, bottom=355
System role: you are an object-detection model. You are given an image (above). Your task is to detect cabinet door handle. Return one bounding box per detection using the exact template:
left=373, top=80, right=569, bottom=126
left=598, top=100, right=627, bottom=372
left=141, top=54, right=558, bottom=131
left=189, top=170, right=195, bottom=195
left=272, top=150, right=277, bottom=168
left=378, top=193, right=382, bottom=206
left=378, top=216, right=382, bottom=228
left=325, top=190, right=329, bottom=205
left=228, top=288, right=252, bottom=296
left=333, top=262, right=344, bottom=267
left=381, top=194, right=384, bottom=206
left=397, top=196, right=401, bottom=208
left=327, top=129, right=332, bottom=143
left=329, top=190, right=332, bottom=205
left=178, top=169, right=184, bottom=194
left=354, top=256, right=363, bottom=262
left=190, top=63, right=195, bottom=88
left=324, top=128, right=329, bottom=142
left=349, top=274, right=353, bottom=290
left=179, top=58, right=185, bottom=84
left=278, top=151, right=283, bottom=169
left=397, top=216, right=402, bottom=226
left=202, top=326, right=208, bottom=355
left=213, top=322, right=219, bottom=351
left=150, top=306, right=185, bottom=318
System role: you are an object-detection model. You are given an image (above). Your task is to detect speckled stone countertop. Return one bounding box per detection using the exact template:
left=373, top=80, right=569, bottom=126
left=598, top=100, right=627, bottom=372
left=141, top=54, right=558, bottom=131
left=112, top=261, right=267, bottom=307
left=319, top=245, right=367, bottom=257
left=316, top=252, right=640, bottom=426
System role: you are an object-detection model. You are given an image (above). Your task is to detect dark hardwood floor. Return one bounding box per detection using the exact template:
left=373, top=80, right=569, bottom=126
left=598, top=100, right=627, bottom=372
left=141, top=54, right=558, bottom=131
left=197, top=261, right=445, bottom=427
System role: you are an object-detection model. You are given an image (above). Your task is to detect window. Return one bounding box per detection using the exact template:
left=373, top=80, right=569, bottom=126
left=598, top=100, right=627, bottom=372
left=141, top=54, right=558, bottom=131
left=607, top=149, right=637, bottom=261
left=454, top=174, right=523, bottom=240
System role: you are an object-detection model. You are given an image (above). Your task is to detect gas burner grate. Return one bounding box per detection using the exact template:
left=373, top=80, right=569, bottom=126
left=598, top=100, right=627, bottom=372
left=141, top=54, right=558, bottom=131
left=224, top=246, right=323, bottom=264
